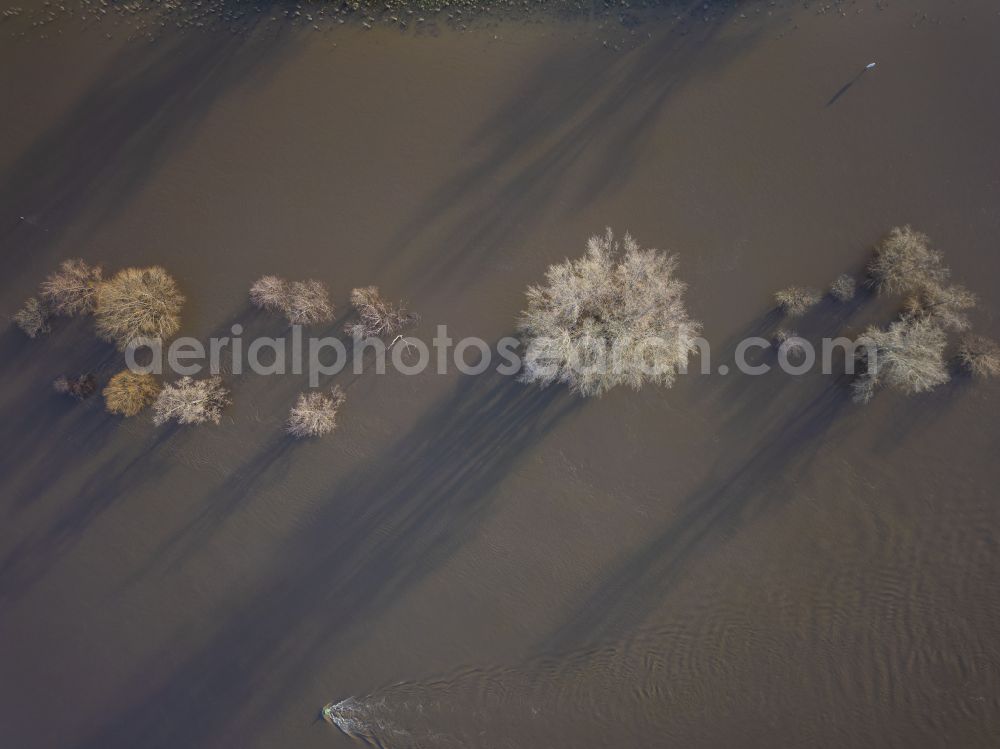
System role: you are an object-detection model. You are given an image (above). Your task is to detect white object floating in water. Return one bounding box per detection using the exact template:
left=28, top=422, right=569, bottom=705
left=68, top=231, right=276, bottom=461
left=866, top=62, right=877, bottom=69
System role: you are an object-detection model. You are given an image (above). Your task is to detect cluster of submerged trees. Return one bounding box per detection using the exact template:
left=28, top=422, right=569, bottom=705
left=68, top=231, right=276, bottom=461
left=514, top=225, right=997, bottom=400
left=13, top=261, right=416, bottom=437
left=12, top=224, right=999, bottom=434
left=771, top=225, right=999, bottom=402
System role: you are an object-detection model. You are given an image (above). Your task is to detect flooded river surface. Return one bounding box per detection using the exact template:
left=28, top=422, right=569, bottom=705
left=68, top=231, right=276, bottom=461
left=2, top=1, right=999, bottom=747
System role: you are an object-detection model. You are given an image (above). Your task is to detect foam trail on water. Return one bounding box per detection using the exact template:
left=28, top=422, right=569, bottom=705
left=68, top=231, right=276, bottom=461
left=319, top=582, right=1000, bottom=749
left=323, top=696, right=416, bottom=746
left=318, top=628, right=726, bottom=748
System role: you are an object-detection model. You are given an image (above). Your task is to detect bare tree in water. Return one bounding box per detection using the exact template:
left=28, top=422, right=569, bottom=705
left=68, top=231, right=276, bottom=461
left=250, top=275, right=334, bottom=326
left=40, top=258, right=103, bottom=316
left=104, top=371, right=162, bottom=417
left=774, top=286, right=821, bottom=316
left=13, top=297, right=50, bottom=338
left=518, top=228, right=700, bottom=397
left=287, top=386, right=346, bottom=438
left=852, top=318, right=949, bottom=403
left=956, top=334, right=1000, bottom=379
left=95, top=266, right=184, bottom=350
left=152, top=376, right=230, bottom=426
left=345, top=286, right=418, bottom=339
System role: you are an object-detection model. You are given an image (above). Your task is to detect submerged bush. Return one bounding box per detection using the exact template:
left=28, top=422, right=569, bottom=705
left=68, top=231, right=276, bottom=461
left=956, top=334, right=1000, bottom=379
left=830, top=273, right=857, bottom=302
left=40, top=258, right=103, bottom=316
left=285, top=280, right=334, bottom=325
left=774, top=286, right=821, bottom=316
left=518, top=228, right=700, bottom=397
left=902, top=282, right=976, bottom=332
left=103, top=370, right=162, bottom=416
left=287, top=385, right=346, bottom=438
left=249, top=275, right=334, bottom=325
left=773, top=328, right=796, bottom=346
left=867, top=225, right=949, bottom=295
left=13, top=297, right=51, bottom=338
left=345, top=286, right=418, bottom=338
left=773, top=329, right=806, bottom=360
left=53, top=374, right=98, bottom=400
left=95, top=266, right=184, bottom=349
left=152, top=376, right=230, bottom=426
left=249, top=275, right=289, bottom=312
left=852, top=318, right=949, bottom=403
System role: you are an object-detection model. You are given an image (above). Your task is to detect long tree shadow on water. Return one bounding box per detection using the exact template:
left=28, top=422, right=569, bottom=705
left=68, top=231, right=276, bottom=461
left=0, top=20, right=292, bottom=293
left=378, top=3, right=756, bottom=291
left=123, top=314, right=376, bottom=581
left=0, top=422, right=184, bottom=605
left=542, top=369, right=859, bottom=650
left=72, top=370, right=580, bottom=749
left=588, top=287, right=882, bottom=648
left=0, top=315, right=134, bottom=521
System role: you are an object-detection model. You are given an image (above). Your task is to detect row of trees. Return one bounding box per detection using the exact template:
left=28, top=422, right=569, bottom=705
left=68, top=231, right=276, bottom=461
left=513, top=226, right=997, bottom=401
left=770, top=225, right=998, bottom=402
left=248, top=275, right=418, bottom=339
left=14, top=228, right=998, bottom=425
left=16, top=263, right=416, bottom=437
left=855, top=226, right=998, bottom=402
left=15, top=259, right=184, bottom=349
left=99, top=370, right=345, bottom=435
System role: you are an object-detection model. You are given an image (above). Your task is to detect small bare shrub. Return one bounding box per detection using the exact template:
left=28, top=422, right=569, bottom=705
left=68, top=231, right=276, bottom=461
left=103, top=370, right=162, bottom=416
left=95, top=267, right=184, bottom=349
left=852, top=318, right=949, bottom=403
left=14, top=297, right=50, bottom=338
left=285, top=280, right=334, bottom=325
left=152, top=376, right=230, bottom=425
left=774, top=286, right=821, bottom=316
left=249, top=275, right=290, bottom=313
left=287, top=385, right=346, bottom=438
left=518, top=228, right=700, bottom=397
left=956, top=334, right=1000, bottom=379
left=40, top=258, right=103, bottom=316
left=867, top=225, right=949, bottom=295
left=53, top=374, right=98, bottom=400
left=249, top=276, right=333, bottom=325
left=345, top=286, right=418, bottom=338
left=773, top=329, right=806, bottom=359
left=830, top=274, right=856, bottom=302
left=903, top=282, right=976, bottom=332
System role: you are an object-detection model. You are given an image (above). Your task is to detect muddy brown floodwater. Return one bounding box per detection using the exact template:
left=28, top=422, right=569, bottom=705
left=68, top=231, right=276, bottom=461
left=2, top=1, right=1000, bottom=747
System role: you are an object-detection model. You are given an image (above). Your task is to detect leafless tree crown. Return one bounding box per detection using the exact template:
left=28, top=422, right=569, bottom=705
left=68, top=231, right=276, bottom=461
left=249, top=276, right=334, bottom=326
left=104, top=371, right=162, bottom=417
left=830, top=274, right=857, bottom=302
left=775, top=286, right=822, bottom=316
left=53, top=374, right=98, bottom=400
left=867, top=225, right=949, bottom=295
left=287, top=385, right=346, bottom=438
left=852, top=318, right=950, bottom=403
left=957, top=334, right=1000, bottom=379
left=903, top=282, right=977, bottom=332
left=95, top=266, right=184, bottom=350
left=345, top=286, right=418, bottom=338
left=40, top=258, right=103, bottom=316
left=517, top=228, right=701, bottom=397
left=13, top=297, right=50, bottom=338
left=152, top=376, right=230, bottom=425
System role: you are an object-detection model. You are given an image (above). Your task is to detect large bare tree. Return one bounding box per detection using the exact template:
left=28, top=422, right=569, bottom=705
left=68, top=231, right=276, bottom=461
left=518, top=228, right=700, bottom=397
left=95, top=267, right=184, bottom=349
